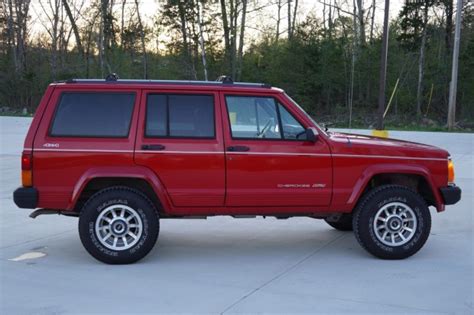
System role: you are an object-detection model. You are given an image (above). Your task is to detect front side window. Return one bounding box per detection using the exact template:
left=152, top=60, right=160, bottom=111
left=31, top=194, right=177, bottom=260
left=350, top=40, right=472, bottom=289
left=226, top=96, right=281, bottom=139
left=226, top=96, right=307, bottom=140
left=146, top=94, right=215, bottom=138
left=278, top=104, right=306, bottom=140
left=50, top=92, right=135, bottom=137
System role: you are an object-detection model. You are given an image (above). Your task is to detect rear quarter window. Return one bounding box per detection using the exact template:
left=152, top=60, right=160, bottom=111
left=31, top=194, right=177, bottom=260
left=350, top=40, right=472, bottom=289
left=49, top=92, right=135, bottom=137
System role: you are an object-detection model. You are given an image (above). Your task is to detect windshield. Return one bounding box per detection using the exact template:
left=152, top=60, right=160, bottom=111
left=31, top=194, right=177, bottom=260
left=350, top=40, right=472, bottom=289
left=284, top=93, right=327, bottom=136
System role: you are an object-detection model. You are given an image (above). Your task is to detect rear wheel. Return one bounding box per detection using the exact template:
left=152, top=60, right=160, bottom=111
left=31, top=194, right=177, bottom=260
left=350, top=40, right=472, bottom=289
left=325, top=214, right=353, bottom=231
left=79, top=186, right=159, bottom=264
left=353, top=185, right=431, bottom=259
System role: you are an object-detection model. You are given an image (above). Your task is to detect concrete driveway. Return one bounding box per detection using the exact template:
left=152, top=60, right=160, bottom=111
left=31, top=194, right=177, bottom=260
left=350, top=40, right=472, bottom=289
left=0, top=116, right=472, bottom=314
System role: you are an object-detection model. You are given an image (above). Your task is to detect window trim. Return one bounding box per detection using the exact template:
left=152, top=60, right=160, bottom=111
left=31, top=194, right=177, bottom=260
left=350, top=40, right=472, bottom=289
left=48, top=91, right=136, bottom=139
left=224, top=94, right=307, bottom=142
left=144, top=93, right=216, bottom=140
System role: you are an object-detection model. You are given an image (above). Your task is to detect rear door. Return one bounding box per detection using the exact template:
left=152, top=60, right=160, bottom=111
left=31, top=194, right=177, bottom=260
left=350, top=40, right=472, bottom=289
left=134, top=89, right=225, bottom=208
left=221, top=92, right=332, bottom=207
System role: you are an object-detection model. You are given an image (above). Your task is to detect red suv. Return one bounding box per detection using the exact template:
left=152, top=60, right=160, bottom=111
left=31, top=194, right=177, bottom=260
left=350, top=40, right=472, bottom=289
left=13, top=76, right=461, bottom=264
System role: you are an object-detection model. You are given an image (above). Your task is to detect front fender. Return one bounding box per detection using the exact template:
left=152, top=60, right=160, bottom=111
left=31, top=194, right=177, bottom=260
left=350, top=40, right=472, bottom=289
left=68, top=166, right=172, bottom=212
left=347, top=163, right=444, bottom=212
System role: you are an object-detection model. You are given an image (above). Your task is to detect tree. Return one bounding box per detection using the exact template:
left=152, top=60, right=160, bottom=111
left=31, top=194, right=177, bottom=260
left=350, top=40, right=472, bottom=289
left=62, top=0, right=83, bottom=57
left=134, top=0, right=148, bottom=79
left=398, top=0, right=436, bottom=116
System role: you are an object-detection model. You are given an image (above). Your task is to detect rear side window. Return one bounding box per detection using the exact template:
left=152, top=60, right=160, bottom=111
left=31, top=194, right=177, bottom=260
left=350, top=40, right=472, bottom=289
left=50, top=92, right=135, bottom=137
left=146, top=94, right=215, bottom=138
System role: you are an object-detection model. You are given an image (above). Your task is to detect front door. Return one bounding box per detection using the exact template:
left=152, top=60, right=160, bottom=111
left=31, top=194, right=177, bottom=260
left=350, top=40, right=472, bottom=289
left=221, top=93, right=332, bottom=207
left=134, top=89, right=225, bottom=208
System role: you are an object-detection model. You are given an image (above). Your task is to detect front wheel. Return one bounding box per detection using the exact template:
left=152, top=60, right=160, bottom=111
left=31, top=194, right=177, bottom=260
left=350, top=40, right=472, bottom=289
left=353, top=185, right=431, bottom=259
left=79, top=186, right=160, bottom=264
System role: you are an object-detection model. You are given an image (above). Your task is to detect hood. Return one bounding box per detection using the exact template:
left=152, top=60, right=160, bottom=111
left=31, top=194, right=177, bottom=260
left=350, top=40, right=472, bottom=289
left=328, top=132, right=449, bottom=159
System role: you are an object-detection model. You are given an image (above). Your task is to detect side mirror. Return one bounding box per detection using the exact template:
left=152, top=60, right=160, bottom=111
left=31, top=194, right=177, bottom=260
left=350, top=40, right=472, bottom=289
left=305, top=128, right=318, bottom=143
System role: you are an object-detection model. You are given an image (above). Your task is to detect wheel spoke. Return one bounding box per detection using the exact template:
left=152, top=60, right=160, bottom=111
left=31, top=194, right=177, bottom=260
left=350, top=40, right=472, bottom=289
left=120, top=208, right=125, bottom=218
left=113, top=236, right=118, bottom=247
left=122, top=236, right=128, bottom=246
left=128, top=232, right=138, bottom=240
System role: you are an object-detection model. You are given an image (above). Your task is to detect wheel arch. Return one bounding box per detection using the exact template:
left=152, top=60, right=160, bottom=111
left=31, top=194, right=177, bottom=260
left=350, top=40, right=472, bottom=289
left=68, top=166, right=172, bottom=214
left=348, top=164, right=444, bottom=212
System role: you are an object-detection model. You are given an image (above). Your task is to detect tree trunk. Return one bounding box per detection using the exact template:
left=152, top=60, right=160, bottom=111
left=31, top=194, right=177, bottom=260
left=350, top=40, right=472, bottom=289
left=416, top=5, right=429, bottom=117
left=121, top=0, right=126, bottom=47
left=220, top=0, right=231, bottom=74
left=62, top=0, right=83, bottom=57
left=196, top=0, right=208, bottom=80
left=287, top=0, right=292, bottom=39
left=230, top=0, right=238, bottom=79
left=177, top=1, right=193, bottom=78
left=276, top=0, right=282, bottom=42
left=291, top=0, right=298, bottom=37
left=369, top=0, right=375, bottom=42
left=6, top=0, right=18, bottom=72
left=236, top=0, right=247, bottom=81
left=134, top=0, right=147, bottom=79
left=356, top=0, right=365, bottom=46
left=444, top=0, right=453, bottom=56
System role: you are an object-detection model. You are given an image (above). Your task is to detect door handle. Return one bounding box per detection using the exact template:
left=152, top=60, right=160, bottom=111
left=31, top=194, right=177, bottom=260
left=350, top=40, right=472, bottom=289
left=141, top=144, right=166, bottom=151
left=227, top=146, right=250, bottom=152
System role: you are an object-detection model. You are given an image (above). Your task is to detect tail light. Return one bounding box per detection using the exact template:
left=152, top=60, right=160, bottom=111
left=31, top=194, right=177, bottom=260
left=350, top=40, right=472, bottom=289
left=21, top=153, right=32, bottom=187
left=448, top=158, right=455, bottom=184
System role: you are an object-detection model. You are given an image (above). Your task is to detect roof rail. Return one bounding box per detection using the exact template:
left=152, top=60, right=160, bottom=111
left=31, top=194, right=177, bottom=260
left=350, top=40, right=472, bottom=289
left=59, top=74, right=271, bottom=89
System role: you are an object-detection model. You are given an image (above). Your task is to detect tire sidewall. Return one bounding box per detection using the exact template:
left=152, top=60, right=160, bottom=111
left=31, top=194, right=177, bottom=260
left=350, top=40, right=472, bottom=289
left=355, top=187, right=431, bottom=259
left=79, top=189, right=159, bottom=264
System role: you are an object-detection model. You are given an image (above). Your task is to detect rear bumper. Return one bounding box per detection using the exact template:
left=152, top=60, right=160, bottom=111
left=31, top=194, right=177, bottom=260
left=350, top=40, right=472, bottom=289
left=13, top=187, right=38, bottom=209
left=440, top=185, right=461, bottom=205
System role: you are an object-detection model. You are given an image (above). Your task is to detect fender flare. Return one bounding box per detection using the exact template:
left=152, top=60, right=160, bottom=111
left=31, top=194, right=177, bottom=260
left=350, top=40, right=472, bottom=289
left=68, top=166, right=172, bottom=212
left=347, top=163, right=444, bottom=211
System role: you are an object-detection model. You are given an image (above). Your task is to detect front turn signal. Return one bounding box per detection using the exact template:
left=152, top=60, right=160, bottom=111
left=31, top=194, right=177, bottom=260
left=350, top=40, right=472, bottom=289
left=448, top=159, right=455, bottom=184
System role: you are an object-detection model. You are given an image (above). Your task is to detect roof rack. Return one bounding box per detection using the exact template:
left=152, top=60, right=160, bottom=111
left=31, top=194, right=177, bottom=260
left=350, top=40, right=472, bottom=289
left=61, top=74, right=271, bottom=89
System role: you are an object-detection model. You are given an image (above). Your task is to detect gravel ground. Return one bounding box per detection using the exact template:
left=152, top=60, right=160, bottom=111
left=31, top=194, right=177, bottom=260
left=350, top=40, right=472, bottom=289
left=0, top=116, right=472, bottom=314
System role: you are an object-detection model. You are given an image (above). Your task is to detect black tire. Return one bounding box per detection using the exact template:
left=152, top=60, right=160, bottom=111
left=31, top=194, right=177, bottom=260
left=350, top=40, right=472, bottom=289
left=79, top=186, right=160, bottom=264
left=325, top=214, right=353, bottom=231
left=353, top=185, right=431, bottom=259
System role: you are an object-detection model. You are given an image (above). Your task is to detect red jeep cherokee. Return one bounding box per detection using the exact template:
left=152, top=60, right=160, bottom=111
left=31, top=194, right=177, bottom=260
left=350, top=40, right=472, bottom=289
left=13, top=76, right=461, bottom=264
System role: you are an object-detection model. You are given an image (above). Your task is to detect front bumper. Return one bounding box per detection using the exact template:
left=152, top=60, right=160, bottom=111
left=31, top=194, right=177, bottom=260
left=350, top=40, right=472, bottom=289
left=13, top=187, right=38, bottom=209
left=440, top=185, right=461, bottom=205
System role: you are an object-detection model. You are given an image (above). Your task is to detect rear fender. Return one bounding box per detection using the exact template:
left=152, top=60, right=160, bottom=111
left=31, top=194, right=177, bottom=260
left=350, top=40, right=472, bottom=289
left=68, top=166, right=172, bottom=212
